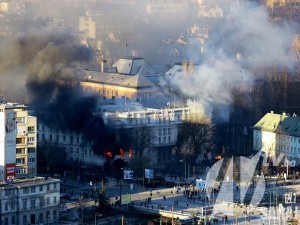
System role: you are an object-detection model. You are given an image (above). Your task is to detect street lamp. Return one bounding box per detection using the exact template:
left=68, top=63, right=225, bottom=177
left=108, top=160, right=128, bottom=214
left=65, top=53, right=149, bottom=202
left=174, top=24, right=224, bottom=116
left=95, top=213, right=102, bottom=225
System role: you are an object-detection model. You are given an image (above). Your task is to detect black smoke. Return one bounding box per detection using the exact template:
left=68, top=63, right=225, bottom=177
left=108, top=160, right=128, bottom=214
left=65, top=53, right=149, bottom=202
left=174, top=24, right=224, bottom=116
left=0, top=28, right=114, bottom=155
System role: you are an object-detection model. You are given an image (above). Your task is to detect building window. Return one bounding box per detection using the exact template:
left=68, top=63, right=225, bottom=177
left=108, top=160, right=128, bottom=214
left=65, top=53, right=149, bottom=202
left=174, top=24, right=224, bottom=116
left=39, top=213, right=43, bottom=223
left=47, top=184, right=50, bottom=191
left=53, top=210, right=57, bottom=220
left=11, top=201, right=16, bottom=210
left=42, top=134, right=45, bottom=141
left=31, top=200, right=35, bottom=209
left=28, top=158, right=36, bottom=163
left=54, top=196, right=57, bottom=204
left=23, top=187, right=29, bottom=194
left=54, top=183, right=57, bottom=190
left=23, top=215, right=27, bottom=224
left=39, top=197, right=44, bottom=207
left=28, top=126, right=34, bottom=132
left=23, top=200, right=27, bottom=210
left=49, top=134, right=52, bottom=141
left=63, top=135, right=66, bottom=142
left=31, top=186, right=35, bottom=193
left=16, top=158, right=25, bottom=164
left=16, top=148, right=25, bottom=154
left=28, top=137, right=35, bottom=143
left=4, top=218, right=8, bottom=225
left=159, top=137, right=161, bottom=144
left=5, top=202, right=8, bottom=211
left=39, top=185, right=43, bottom=192
left=28, top=148, right=35, bottom=153
left=70, top=136, right=73, bottom=143
left=16, top=137, right=25, bottom=144
left=46, top=211, right=50, bottom=222
left=11, top=216, right=15, bottom=224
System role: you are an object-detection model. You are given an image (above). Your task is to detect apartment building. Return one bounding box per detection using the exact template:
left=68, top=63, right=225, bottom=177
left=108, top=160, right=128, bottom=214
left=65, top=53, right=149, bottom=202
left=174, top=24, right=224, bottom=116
left=253, top=111, right=300, bottom=163
left=37, top=124, right=105, bottom=166
left=0, top=177, right=60, bottom=225
left=0, top=102, right=37, bottom=181
left=104, top=106, right=191, bottom=163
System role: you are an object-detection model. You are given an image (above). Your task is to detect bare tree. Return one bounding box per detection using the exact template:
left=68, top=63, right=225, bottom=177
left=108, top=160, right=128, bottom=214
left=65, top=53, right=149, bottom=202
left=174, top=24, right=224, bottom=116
left=176, top=113, right=215, bottom=160
left=132, top=126, right=154, bottom=158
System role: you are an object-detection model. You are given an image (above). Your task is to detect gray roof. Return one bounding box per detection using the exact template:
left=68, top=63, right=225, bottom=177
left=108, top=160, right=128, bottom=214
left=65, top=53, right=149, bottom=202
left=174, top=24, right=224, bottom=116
left=83, top=69, right=158, bottom=89
left=112, top=57, right=158, bottom=76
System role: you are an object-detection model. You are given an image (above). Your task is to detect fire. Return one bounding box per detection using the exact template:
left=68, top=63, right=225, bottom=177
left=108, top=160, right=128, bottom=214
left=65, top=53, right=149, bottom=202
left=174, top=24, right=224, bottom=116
left=216, top=155, right=222, bottom=160
left=104, top=150, right=113, bottom=158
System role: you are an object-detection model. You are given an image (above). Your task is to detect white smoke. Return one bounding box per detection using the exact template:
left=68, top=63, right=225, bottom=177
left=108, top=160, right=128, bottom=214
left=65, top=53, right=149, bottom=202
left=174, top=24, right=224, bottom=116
left=166, top=2, right=295, bottom=121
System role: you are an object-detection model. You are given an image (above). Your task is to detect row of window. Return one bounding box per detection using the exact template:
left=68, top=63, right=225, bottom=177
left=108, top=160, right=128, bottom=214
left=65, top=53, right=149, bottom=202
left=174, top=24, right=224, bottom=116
left=4, top=183, right=58, bottom=196
left=16, top=157, right=36, bottom=164
left=3, top=210, right=57, bottom=225
left=16, top=148, right=36, bottom=154
left=69, top=147, right=93, bottom=156
left=128, top=116, right=182, bottom=125
left=158, top=136, right=172, bottom=144
left=158, top=127, right=172, bottom=135
left=38, top=133, right=82, bottom=144
left=16, top=137, right=35, bottom=144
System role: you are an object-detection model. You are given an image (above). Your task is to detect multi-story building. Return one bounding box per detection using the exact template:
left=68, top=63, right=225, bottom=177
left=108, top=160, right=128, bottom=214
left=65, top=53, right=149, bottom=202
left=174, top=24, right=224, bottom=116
left=253, top=111, right=300, bottom=163
left=0, top=177, right=60, bottom=225
left=79, top=9, right=133, bottom=41
left=265, top=0, right=300, bottom=21
left=146, top=0, right=189, bottom=17
left=104, top=106, right=191, bottom=163
left=37, top=124, right=104, bottom=166
left=38, top=102, right=191, bottom=166
left=80, top=57, right=160, bottom=101
left=0, top=102, right=37, bottom=181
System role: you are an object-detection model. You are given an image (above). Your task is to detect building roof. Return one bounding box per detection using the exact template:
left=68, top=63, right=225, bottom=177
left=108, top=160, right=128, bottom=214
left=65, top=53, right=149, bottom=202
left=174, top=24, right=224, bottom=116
left=0, top=177, right=60, bottom=189
left=83, top=68, right=158, bottom=89
left=253, top=112, right=300, bottom=136
left=0, top=102, right=27, bottom=109
left=112, top=57, right=158, bottom=76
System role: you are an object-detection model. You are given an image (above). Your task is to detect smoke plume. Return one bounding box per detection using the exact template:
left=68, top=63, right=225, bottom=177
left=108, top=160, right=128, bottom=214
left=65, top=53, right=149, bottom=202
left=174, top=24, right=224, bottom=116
left=0, top=28, right=114, bottom=154
left=165, top=2, right=296, bottom=121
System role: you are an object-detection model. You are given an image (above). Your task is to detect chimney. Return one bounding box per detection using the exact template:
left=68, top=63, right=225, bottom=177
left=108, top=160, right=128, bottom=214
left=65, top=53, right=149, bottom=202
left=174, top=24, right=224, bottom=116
left=100, top=59, right=107, bottom=72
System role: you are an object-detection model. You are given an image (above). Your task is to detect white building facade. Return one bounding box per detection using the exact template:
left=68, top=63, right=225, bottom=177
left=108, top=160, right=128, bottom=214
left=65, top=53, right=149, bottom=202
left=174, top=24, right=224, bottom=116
left=253, top=111, right=300, bottom=163
left=0, top=177, right=60, bottom=225
left=0, top=102, right=37, bottom=181
left=37, top=125, right=105, bottom=166
left=104, top=107, right=191, bottom=163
